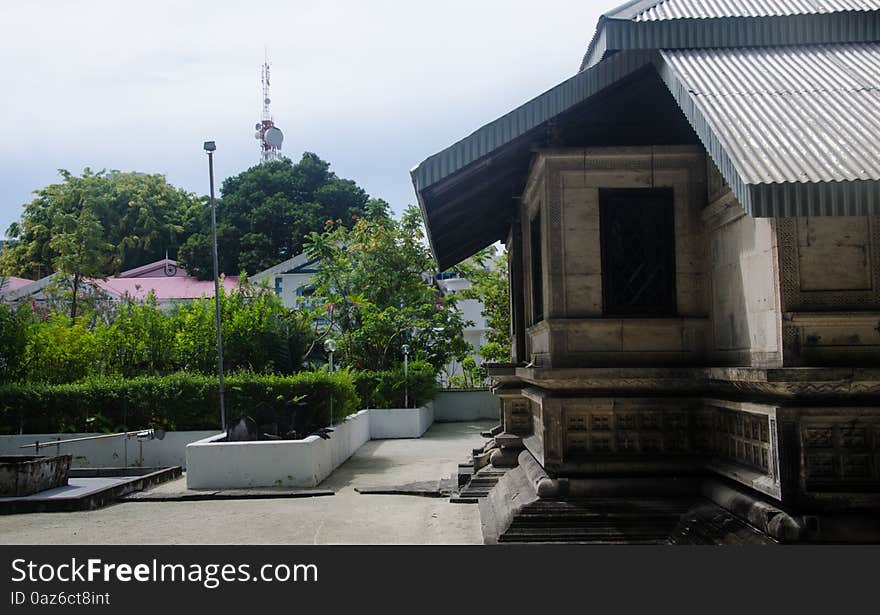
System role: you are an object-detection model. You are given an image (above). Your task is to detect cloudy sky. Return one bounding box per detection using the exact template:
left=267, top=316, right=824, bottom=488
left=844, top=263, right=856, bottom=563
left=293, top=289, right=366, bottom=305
left=0, top=0, right=620, bottom=235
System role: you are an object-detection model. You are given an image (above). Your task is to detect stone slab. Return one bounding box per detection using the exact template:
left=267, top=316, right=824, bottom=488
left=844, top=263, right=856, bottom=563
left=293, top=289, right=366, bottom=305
left=0, top=466, right=181, bottom=514
left=120, top=488, right=335, bottom=502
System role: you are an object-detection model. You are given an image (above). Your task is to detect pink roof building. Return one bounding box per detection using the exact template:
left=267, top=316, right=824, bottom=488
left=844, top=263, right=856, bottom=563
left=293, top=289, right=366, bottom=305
left=6, top=258, right=242, bottom=308
left=0, top=276, right=35, bottom=295
left=93, top=274, right=240, bottom=303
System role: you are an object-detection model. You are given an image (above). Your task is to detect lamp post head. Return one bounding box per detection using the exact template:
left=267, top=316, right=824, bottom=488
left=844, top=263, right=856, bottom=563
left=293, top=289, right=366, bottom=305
left=203, top=141, right=217, bottom=152
left=401, top=344, right=410, bottom=355
left=324, top=338, right=337, bottom=353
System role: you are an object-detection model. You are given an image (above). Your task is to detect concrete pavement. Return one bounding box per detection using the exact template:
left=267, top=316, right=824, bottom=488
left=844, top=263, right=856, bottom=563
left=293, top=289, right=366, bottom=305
left=0, top=421, right=493, bottom=545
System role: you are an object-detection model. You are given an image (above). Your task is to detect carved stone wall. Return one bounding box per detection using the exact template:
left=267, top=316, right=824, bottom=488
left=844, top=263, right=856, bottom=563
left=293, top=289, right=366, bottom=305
left=499, top=395, right=532, bottom=436
left=519, top=146, right=709, bottom=367
left=561, top=398, right=708, bottom=458
left=526, top=317, right=708, bottom=367
left=703, top=192, right=783, bottom=367
left=777, top=217, right=880, bottom=310
left=515, top=389, right=877, bottom=508
left=776, top=216, right=880, bottom=366
left=797, top=410, right=880, bottom=496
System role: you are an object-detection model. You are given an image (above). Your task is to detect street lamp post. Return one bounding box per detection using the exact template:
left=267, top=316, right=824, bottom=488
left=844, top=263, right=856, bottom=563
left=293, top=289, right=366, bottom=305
left=204, top=141, right=227, bottom=432
left=401, top=344, right=410, bottom=408
left=324, top=338, right=337, bottom=426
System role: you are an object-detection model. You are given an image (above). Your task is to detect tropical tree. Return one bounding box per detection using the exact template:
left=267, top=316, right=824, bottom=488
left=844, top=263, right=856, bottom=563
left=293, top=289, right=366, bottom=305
left=2, top=168, right=196, bottom=279
left=49, top=208, right=116, bottom=322
left=178, top=153, right=382, bottom=278
left=305, top=206, right=470, bottom=372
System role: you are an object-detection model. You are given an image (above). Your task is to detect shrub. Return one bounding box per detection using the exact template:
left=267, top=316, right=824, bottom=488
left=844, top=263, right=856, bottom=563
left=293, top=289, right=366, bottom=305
left=0, top=303, right=28, bottom=383
left=352, top=360, right=437, bottom=409
left=0, top=370, right=360, bottom=434
left=21, top=314, right=102, bottom=384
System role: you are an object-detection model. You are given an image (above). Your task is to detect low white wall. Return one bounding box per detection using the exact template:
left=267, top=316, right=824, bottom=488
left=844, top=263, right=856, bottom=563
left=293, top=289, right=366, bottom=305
left=0, top=431, right=216, bottom=469
left=186, top=410, right=371, bottom=489
left=433, top=390, right=499, bottom=422
left=368, top=403, right=433, bottom=439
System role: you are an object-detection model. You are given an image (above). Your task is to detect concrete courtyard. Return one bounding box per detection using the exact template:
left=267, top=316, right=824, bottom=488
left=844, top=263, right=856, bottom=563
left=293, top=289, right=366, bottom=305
left=0, top=421, right=493, bottom=545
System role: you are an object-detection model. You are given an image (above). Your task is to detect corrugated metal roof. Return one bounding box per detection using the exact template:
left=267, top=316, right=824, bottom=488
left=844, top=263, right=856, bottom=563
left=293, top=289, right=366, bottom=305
left=658, top=43, right=880, bottom=215
left=635, top=0, right=880, bottom=21
left=580, top=0, right=880, bottom=70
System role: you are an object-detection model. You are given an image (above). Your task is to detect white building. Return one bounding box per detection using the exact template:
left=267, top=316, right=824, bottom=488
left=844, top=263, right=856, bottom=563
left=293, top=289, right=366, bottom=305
left=251, top=252, right=320, bottom=309
left=433, top=273, right=490, bottom=383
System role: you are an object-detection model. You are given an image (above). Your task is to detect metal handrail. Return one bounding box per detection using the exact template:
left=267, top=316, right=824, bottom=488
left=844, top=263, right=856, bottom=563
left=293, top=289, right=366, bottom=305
left=18, top=429, right=165, bottom=452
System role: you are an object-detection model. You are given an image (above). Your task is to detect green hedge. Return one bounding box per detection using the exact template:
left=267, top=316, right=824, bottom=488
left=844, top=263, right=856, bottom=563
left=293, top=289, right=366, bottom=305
left=352, top=360, right=437, bottom=409
left=0, top=371, right=360, bottom=434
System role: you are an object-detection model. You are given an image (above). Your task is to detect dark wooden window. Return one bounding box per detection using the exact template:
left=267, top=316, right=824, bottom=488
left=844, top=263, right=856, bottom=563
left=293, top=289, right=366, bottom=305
left=530, top=210, right=543, bottom=323
left=600, top=188, right=676, bottom=316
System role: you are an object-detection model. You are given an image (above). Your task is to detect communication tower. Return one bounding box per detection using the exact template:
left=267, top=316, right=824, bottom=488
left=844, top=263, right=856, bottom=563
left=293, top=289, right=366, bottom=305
left=255, top=54, right=284, bottom=163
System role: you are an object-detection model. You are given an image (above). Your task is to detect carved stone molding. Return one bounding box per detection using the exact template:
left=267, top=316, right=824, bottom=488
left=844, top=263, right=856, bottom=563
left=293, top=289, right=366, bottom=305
left=512, top=366, right=880, bottom=399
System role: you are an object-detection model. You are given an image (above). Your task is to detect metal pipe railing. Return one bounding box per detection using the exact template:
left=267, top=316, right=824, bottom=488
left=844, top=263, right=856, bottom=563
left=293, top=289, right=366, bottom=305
left=18, top=429, right=166, bottom=465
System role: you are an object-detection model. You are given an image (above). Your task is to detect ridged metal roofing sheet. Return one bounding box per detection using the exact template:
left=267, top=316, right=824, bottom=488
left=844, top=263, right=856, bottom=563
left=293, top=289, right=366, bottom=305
left=635, top=0, right=880, bottom=21
left=657, top=43, right=880, bottom=215
left=580, top=1, right=880, bottom=70
left=660, top=44, right=880, bottom=185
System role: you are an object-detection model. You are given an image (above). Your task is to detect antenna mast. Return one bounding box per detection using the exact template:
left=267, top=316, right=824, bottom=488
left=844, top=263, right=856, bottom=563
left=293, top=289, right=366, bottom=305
left=255, top=52, right=284, bottom=163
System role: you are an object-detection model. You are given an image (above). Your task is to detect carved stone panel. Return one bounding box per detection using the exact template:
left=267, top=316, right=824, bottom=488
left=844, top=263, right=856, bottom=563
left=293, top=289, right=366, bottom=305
left=560, top=399, right=708, bottom=458
left=502, top=397, right=533, bottom=436
left=714, top=408, right=774, bottom=475
left=777, top=217, right=880, bottom=312
left=800, top=415, right=880, bottom=491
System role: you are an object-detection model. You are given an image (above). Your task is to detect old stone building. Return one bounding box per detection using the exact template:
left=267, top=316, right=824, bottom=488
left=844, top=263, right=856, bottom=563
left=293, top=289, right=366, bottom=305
left=412, top=0, right=880, bottom=543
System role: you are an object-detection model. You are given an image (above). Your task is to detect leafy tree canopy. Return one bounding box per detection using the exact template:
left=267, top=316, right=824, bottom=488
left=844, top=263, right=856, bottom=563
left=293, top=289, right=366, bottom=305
left=2, top=168, right=196, bottom=279
left=179, top=153, right=386, bottom=279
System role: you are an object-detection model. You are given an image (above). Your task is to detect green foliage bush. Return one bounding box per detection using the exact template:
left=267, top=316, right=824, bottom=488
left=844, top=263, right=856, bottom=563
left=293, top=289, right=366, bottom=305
left=12, top=288, right=315, bottom=383
left=0, top=304, right=29, bottom=383
left=352, top=360, right=437, bottom=409
left=0, top=370, right=359, bottom=434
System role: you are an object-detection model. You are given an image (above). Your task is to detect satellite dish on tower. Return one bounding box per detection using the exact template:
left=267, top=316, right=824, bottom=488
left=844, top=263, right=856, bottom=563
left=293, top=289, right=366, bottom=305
left=265, top=126, right=284, bottom=148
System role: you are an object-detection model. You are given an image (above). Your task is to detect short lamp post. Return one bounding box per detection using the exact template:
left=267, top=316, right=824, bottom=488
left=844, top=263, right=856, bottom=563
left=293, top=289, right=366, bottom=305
left=204, top=140, right=226, bottom=432
left=401, top=344, right=410, bottom=408
left=324, top=338, right=337, bottom=426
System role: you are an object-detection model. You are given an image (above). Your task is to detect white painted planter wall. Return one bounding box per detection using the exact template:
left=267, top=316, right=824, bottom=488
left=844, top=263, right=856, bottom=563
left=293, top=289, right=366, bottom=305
left=368, top=402, right=433, bottom=439
left=432, top=390, right=500, bottom=422
left=0, top=431, right=217, bottom=469
left=185, top=409, right=371, bottom=489
left=185, top=405, right=433, bottom=489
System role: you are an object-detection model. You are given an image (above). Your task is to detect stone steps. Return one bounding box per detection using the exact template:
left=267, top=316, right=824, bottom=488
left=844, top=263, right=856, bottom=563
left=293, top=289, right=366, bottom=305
left=498, top=497, right=695, bottom=543
left=494, top=496, right=777, bottom=544
left=451, top=468, right=508, bottom=504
